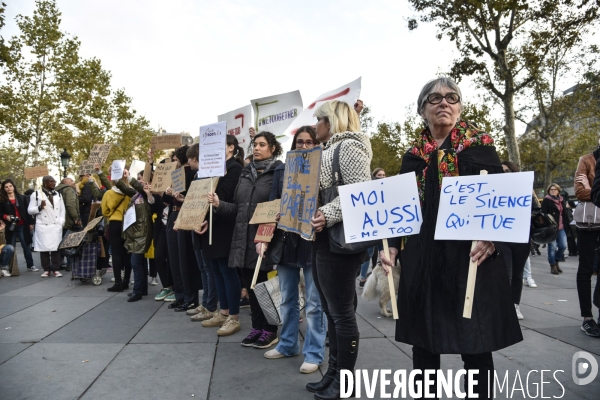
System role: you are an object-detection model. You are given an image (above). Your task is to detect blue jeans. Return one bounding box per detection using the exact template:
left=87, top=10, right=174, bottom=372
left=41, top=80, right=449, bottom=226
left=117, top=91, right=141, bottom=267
left=131, top=253, right=148, bottom=295
left=10, top=225, right=34, bottom=268
left=360, top=247, right=375, bottom=279
left=548, top=229, right=567, bottom=265
left=276, top=264, right=326, bottom=364
left=522, top=257, right=532, bottom=280
left=195, top=250, right=218, bottom=312
left=1, top=244, right=15, bottom=268
left=208, top=257, right=241, bottom=315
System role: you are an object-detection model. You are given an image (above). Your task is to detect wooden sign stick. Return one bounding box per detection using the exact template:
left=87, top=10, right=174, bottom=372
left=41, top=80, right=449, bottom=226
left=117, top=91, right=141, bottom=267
left=382, top=239, right=399, bottom=320
left=209, top=178, right=214, bottom=245
left=463, top=170, right=488, bottom=319
left=250, top=243, right=263, bottom=290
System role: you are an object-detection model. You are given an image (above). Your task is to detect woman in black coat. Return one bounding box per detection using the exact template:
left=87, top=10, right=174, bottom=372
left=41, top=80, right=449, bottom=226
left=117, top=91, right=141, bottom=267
left=208, top=131, right=283, bottom=349
left=541, top=183, right=570, bottom=275
left=0, top=179, right=37, bottom=270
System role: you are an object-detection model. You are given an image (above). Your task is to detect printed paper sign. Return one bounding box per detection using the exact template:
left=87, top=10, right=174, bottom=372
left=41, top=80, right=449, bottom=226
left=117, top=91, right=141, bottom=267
left=123, top=207, right=136, bottom=232
left=251, top=90, right=303, bottom=140
left=278, top=147, right=322, bottom=240
left=88, top=144, right=112, bottom=165
left=435, top=172, right=534, bottom=243
left=283, top=77, right=362, bottom=142
left=249, top=200, right=281, bottom=224
left=338, top=173, right=423, bottom=243
left=199, top=122, right=227, bottom=178
left=173, top=178, right=219, bottom=230
left=255, top=223, right=276, bottom=243
left=151, top=134, right=182, bottom=151
left=24, top=166, right=49, bottom=180
left=151, top=162, right=177, bottom=192
left=78, top=160, right=94, bottom=176
left=58, top=231, right=87, bottom=249
left=218, top=104, right=252, bottom=146
left=171, top=167, right=186, bottom=193
left=110, top=160, right=126, bottom=180
left=129, top=160, right=146, bottom=180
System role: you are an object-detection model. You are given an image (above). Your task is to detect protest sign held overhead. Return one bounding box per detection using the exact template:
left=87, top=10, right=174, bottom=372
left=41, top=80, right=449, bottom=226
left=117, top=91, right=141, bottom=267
left=198, top=122, right=227, bottom=179
left=435, top=171, right=534, bottom=243
left=338, top=173, right=422, bottom=243
left=24, top=166, right=49, bottom=180
left=218, top=105, right=252, bottom=147
left=251, top=90, right=303, bottom=142
left=151, top=134, right=182, bottom=151
left=88, top=144, right=112, bottom=165
left=78, top=160, right=94, bottom=176
left=151, top=162, right=176, bottom=192
left=278, top=147, right=322, bottom=240
left=173, top=178, right=219, bottom=230
left=111, top=160, right=126, bottom=180
left=129, top=160, right=146, bottom=179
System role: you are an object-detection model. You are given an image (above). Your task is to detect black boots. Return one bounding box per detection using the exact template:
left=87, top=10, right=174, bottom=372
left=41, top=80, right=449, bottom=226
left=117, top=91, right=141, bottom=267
left=107, top=283, right=123, bottom=292
left=314, top=335, right=359, bottom=400
left=306, top=355, right=337, bottom=393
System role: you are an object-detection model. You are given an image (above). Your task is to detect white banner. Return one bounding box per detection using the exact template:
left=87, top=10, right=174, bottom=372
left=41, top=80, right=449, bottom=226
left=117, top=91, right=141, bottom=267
left=123, top=206, right=136, bottom=232
left=435, top=172, right=534, bottom=243
left=198, top=121, right=227, bottom=178
left=129, top=160, right=146, bottom=180
left=338, top=173, right=422, bottom=243
left=251, top=90, right=303, bottom=141
left=110, top=159, right=126, bottom=180
left=218, top=104, right=252, bottom=147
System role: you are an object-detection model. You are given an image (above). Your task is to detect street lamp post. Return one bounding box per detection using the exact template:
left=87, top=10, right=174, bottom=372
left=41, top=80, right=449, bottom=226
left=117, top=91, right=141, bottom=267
left=60, top=149, right=71, bottom=179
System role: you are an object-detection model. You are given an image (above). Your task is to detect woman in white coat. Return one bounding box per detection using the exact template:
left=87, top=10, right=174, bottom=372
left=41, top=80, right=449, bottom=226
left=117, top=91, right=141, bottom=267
left=28, top=176, right=66, bottom=277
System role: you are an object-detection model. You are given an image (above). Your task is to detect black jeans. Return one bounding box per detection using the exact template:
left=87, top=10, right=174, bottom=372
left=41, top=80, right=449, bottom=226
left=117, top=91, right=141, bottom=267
left=412, top=346, right=494, bottom=399
left=498, top=242, right=530, bottom=305
left=241, top=267, right=277, bottom=333
left=40, top=251, right=61, bottom=272
left=313, top=229, right=361, bottom=341
left=166, top=211, right=199, bottom=304
left=154, top=226, right=172, bottom=288
left=576, top=228, right=600, bottom=318
left=108, top=221, right=131, bottom=284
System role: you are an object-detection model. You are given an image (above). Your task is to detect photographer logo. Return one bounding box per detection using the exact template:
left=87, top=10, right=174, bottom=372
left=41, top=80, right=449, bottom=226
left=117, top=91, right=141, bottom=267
left=572, top=351, right=598, bottom=385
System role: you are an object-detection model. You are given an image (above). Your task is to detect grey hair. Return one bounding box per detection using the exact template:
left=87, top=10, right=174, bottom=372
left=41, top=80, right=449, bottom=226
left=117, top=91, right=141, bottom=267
left=416, top=77, right=463, bottom=125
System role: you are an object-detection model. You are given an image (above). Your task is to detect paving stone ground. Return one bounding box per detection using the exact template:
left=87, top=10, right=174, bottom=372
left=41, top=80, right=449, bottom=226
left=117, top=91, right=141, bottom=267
left=0, top=247, right=598, bottom=399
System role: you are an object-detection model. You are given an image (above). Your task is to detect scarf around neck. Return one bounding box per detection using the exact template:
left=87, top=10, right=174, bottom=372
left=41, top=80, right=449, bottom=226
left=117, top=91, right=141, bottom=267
left=250, top=157, right=275, bottom=180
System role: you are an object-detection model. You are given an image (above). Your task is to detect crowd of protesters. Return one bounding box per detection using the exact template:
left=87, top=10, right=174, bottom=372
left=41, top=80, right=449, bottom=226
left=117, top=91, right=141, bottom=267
left=1, top=79, right=600, bottom=399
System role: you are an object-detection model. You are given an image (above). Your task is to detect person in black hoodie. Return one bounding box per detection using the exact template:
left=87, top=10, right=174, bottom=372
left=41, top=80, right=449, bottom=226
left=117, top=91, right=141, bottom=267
left=208, top=131, right=282, bottom=349
left=0, top=179, right=37, bottom=271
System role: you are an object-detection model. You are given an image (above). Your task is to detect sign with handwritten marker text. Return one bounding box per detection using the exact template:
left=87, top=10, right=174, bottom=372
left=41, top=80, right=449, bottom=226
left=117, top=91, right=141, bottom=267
left=338, top=173, right=422, bottom=243
left=88, top=144, right=112, bottom=165
left=277, top=147, right=322, bottom=240
left=435, top=171, right=534, bottom=243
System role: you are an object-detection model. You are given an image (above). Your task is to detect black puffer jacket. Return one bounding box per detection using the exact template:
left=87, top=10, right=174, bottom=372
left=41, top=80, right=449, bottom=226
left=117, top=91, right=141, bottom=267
left=216, top=160, right=282, bottom=270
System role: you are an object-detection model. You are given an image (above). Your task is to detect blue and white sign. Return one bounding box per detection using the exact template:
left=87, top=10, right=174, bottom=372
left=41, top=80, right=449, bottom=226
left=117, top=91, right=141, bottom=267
left=338, top=173, right=422, bottom=243
left=199, top=121, right=227, bottom=178
left=435, top=171, right=534, bottom=243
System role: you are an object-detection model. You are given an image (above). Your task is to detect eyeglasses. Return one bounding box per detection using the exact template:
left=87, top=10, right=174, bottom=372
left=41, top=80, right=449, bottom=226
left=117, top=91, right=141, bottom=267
left=296, top=140, right=314, bottom=148
left=426, top=93, right=461, bottom=105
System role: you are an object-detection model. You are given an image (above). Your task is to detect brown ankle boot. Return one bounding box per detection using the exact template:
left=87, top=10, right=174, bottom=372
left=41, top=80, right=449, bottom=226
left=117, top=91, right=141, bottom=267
left=556, top=262, right=563, bottom=273
left=550, top=264, right=559, bottom=275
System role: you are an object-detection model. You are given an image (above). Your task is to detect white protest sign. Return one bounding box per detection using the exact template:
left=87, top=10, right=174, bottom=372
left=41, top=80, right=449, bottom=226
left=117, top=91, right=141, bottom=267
left=251, top=90, right=303, bottom=141
left=198, top=122, right=227, bottom=178
left=110, top=160, right=126, bottom=180
left=123, top=206, right=136, bottom=231
left=283, top=77, right=362, bottom=143
left=218, top=104, right=252, bottom=146
left=129, top=160, right=146, bottom=180
left=435, top=171, right=534, bottom=243
left=338, top=173, right=423, bottom=243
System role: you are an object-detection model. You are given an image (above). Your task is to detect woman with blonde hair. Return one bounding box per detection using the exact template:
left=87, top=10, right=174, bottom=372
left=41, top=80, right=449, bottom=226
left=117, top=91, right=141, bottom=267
left=308, top=100, right=372, bottom=399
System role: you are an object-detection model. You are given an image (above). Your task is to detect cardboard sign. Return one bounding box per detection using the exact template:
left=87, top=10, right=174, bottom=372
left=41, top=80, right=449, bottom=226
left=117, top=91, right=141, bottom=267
left=151, top=134, right=182, bottom=151
left=83, top=216, right=103, bottom=232
left=171, top=167, right=186, bottom=193
left=88, top=144, right=112, bottom=165
left=129, top=160, right=146, bottom=179
left=58, top=231, right=87, bottom=249
left=173, top=178, right=219, bottom=230
left=251, top=90, right=303, bottom=139
left=151, top=162, right=177, bottom=192
left=24, top=166, right=49, bottom=180
left=111, top=160, right=126, bottom=180
left=249, top=200, right=281, bottom=224
left=338, top=173, right=422, bottom=243
left=218, top=104, right=252, bottom=146
left=88, top=203, right=101, bottom=224
left=435, top=171, right=534, bottom=243
left=78, top=160, right=94, bottom=176
left=283, top=77, right=362, bottom=142
left=142, top=162, right=153, bottom=184
left=198, top=122, right=227, bottom=178
left=277, top=147, right=322, bottom=240
left=123, top=207, right=136, bottom=231
left=254, top=223, right=276, bottom=242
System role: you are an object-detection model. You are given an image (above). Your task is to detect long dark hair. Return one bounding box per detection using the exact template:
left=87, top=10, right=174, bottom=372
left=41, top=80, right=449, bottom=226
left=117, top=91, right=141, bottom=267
left=253, top=131, right=283, bottom=158
left=1, top=179, right=20, bottom=201
left=227, top=135, right=245, bottom=165
left=501, top=160, right=520, bottom=172
left=291, top=126, right=319, bottom=150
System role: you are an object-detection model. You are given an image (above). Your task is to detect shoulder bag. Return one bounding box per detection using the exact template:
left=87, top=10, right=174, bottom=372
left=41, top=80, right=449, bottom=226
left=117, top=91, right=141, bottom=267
left=574, top=201, right=600, bottom=230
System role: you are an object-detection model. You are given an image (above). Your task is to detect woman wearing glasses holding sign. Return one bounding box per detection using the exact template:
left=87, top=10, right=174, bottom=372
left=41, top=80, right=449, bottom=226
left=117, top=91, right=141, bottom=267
left=380, top=78, right=522, bottom=398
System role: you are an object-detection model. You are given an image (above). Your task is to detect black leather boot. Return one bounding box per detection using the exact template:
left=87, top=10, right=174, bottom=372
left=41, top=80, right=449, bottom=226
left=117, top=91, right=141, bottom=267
left=315, top=335, right=359, bottom=400
left=107, top=283, right=123, bottom=292
left=307, top=355, right=337, bottom=393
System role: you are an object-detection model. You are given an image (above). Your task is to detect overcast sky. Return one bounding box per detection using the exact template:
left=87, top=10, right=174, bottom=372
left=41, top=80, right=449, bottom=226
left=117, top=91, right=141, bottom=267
left=2, top=0, right=593, bottom=136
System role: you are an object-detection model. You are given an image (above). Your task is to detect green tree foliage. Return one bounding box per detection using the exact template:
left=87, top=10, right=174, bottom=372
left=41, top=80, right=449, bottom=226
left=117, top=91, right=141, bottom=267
left=370, top=121, right=403, bottom=175
left=407, top=0, right=599, bottom=168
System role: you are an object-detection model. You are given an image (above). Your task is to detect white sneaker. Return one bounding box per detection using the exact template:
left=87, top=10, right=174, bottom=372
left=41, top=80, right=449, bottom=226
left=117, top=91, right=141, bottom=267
left=299, top=362, right=319, bottom=374
left=54, top=271, right=63, bottom=277
left=1, top=269, right=11, bottom=277
left=526, top=278, right=537, bottom=288
left=150, top=277, right=158, bottom=286
left=264, top=349, right=286, bottom=359
left=29, top=266, right=40, bottom=272
left=110, top=277, right=115, bottom=282
left=41, top=271, right=49, bottom=277
left=515, top=304, right=524, bottom=320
